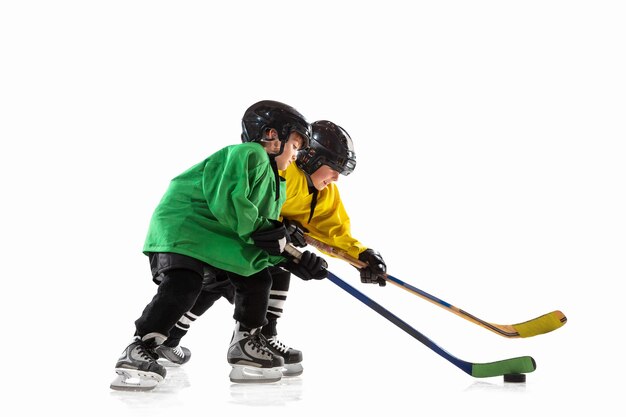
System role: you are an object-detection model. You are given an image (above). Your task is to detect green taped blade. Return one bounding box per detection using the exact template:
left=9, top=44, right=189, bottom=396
left=472, top=356, right=536, bottom=378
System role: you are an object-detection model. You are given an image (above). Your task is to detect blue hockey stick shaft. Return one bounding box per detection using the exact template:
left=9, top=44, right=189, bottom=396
left=327, top=271, right=473, bottom=375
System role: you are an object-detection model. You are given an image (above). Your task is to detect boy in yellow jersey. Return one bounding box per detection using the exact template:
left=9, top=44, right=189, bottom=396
left=260, top=120, right=386, bottom=376
left=157, top=120, right=386, bottom=377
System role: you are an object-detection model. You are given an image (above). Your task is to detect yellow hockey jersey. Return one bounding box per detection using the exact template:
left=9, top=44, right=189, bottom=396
left=279, top=163, right=367, bottom=259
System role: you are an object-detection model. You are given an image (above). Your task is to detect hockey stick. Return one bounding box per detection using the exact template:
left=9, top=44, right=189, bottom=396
left=328, top=271, right=536, bottom=378
left=284, top=244, right=536, bottom=378
left=302, top=235, right=567, bottom=339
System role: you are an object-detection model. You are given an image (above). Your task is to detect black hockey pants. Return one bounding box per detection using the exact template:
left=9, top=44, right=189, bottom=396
left=134, top=252, right=275, bottom=341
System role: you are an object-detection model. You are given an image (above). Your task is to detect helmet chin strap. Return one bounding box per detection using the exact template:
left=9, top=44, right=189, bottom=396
left=275, top=140, right=286, bottom=156
left=261, top=135, right=286, bottom=201
left=303, top=173, right=319, bottom=224
left=266, top=154, right=282, bottom=201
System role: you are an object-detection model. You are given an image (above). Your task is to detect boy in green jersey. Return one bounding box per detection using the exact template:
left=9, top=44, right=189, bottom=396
left=110, top=101, right=328, bottom=390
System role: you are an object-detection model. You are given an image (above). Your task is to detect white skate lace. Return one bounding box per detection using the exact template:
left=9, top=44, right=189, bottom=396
left=172, top=346, right=184, bottom=358
left=268, top=336, right=289, bottom=354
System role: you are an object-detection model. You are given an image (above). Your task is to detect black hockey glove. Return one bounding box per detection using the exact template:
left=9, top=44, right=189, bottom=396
left=283, top=218, right=308, bottom=248
left=251, top=220, right=289, bottom=256
left=358, top=248, right=387, bottom=287
left=283, top=250, right=328, bottom=281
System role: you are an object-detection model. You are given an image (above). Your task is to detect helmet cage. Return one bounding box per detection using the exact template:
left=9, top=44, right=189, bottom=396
left=298, top=145, right=356, bottom=176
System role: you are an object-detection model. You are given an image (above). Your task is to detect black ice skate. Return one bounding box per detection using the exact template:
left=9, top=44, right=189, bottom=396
left=156, top=344, right=191, bottom=365
left=227, top=322, right=284, bottom=383
left=266, top=336, right=303, bottom=376
left=110, top=336, right=166, bottom=391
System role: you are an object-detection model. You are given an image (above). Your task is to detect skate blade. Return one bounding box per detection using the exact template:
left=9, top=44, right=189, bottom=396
left=282, top=363, right=303, bottom=377
left=229, top=365, right=282, bottom=383
left=110, top=369, right=163, bottom=391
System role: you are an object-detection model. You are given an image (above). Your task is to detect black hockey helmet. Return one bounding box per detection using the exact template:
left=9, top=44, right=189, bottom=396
left=297, top=120, right=356, bottom=176
left=241, top=100, right=311, bottom=149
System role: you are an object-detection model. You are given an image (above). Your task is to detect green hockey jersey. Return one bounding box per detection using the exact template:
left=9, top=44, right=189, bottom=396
left=143, top=142, right=286, bottom=276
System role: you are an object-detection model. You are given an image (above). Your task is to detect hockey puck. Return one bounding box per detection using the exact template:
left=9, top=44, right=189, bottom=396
left=503, top=373, right=526, bottom=383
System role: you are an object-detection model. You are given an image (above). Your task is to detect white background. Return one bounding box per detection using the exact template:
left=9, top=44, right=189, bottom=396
left=1, top=1, right=624, bottom=416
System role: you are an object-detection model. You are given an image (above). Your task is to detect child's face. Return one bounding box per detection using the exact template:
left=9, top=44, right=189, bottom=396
left=309, top=164, right=340, bottom=190
left=274, top=132, right=304, bottom=171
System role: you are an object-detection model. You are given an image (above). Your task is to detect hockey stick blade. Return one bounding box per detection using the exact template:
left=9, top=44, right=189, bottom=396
left=303, top=235, right=567, bottom=338
left=386, top=274, right=567, bottom=338
left=327, top=272, right=536, bottom=378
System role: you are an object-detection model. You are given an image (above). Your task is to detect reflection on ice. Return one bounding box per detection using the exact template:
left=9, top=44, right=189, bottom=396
left=229, top=377, right=304, bottom=406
